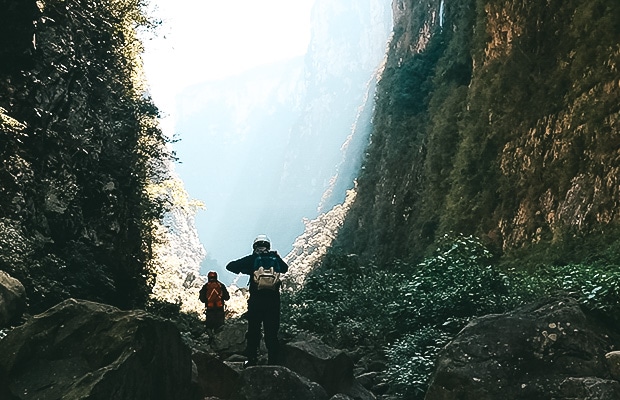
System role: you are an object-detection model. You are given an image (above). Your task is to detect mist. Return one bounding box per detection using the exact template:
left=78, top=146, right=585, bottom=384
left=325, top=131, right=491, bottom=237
left=169, top=0, right=394, bottom=284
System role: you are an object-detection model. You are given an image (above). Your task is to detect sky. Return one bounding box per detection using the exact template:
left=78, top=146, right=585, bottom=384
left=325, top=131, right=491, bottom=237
left=142, top=0, right=316, bottom=136
left=141, top=0, right=317, bottom=275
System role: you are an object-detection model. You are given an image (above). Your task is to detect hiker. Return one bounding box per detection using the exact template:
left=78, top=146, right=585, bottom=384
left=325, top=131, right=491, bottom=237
left=226, top=234, right=288, bottom=367
left=199, top=271, right=230, bottom=335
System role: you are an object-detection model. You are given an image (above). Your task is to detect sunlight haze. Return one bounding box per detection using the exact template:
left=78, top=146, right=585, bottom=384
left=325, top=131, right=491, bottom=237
left=141, top=0, right=393, bottom=284
left=143, top=0, right=316, bottom=120
left=141, top=0, right=318, bottom=282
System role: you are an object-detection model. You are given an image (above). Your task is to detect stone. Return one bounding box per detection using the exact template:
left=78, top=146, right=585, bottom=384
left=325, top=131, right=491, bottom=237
left=0, top=298, right=196, bottom=400
left=193, top=351, right=239, bottom=399
left=282, top=336, right=376, bottom=399
left=211, top=318, right=250, bottom=357
left=330, top=394, right=356, bottom=400
left=0, top=270, right=26, bottom=327
left=426, top=297, right=620, bottom=399
left=605, top=351, right=620, bottom=380
left=231, top=365, right=328, bottom=400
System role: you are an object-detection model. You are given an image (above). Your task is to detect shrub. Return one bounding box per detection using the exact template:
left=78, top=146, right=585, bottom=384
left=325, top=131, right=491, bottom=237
left=284, top=233, right=620, bottom=398
left=387, top=233, right=510, bottom=334
left=385, top=327, right=452, bottom=399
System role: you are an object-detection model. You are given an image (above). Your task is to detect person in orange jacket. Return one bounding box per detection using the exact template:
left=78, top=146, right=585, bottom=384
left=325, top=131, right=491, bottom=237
left=199, top=271, right=230, bottom=334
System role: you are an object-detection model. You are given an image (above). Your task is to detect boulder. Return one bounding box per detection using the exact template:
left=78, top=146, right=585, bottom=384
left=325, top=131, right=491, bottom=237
left=0, top=298, right=196, bottom=400
left=231, top=365, right=328, bottom=400
left=211, top=319, right=250, bottom=356
left=282, top=336, right=375, bottom=399
left=426, top=297, right=620, bottom=399
left=606, top=351, right=620, bottom=380
left=193, top=351, right=239, bottom=398
left=0, top=270, right=26, bottom=327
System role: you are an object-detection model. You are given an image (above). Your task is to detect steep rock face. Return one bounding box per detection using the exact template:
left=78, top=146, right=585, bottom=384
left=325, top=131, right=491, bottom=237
left=0, top=270, right=27, bottom=327
left=425, top=297, right=620, bottom=399
left=278, top=0, right=393, bottom=217
left=336, top=0, right=620, bottom=263
left=0, top=299, right=195, bottom=400
left=283, top=188, right=357, bottom=287
left=149, top=171, right=207, bottom=314
left=0, top=0, right=167, bottom=312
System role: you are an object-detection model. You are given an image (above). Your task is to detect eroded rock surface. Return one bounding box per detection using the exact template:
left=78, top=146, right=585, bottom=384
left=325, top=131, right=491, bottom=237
left=0, top=270, right=26, bottom=327
left=0, top=298, right=195, bottom=400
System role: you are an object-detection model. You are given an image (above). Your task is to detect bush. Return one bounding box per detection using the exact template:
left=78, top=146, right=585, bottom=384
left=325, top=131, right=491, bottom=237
left=508, top=263, right=620, bottom=325
left=284, top=233, right=620, bottom=398
left=385, top=327, right=452, bottom=399
left=387, top=233, right=510, bottom=335
left=282, top=254, right=400, bottom=348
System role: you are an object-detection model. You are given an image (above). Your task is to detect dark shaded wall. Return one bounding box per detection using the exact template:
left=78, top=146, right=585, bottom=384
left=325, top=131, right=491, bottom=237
left=0, top=0, right=167, bottom=312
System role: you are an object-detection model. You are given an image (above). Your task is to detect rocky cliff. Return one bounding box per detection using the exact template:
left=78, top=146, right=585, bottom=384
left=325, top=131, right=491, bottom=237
left=335, top=0, right=620, bottom=265
left=0, top=0, right=169, bottom=312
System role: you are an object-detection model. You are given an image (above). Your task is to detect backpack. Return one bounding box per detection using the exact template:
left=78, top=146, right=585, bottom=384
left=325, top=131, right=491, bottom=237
left=253, top=254, right=281, bottom=290
left=200, top=281, right=224, bottom=309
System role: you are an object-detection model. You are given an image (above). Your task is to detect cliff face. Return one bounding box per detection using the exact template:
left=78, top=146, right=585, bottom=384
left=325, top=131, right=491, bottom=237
left=170, top=0, right=394, bottom=272
left=275, top=0, right=393, bottom=219
left=0, top=0, right=168, bottom=312
left=336, top=0, right=620, bottom=264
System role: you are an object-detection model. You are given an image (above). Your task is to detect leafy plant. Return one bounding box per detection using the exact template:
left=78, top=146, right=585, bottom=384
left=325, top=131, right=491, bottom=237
left=286, top=232, right=620, bottom=398
left=385, top=327, right=452, bottom=399
left=0, top=0, right=169, bottom=312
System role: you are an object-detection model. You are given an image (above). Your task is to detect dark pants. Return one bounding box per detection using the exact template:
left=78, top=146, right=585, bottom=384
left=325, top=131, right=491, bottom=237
left=205, top=308, right=225, bottom=330
left=245, top=291, right=281, bottom=364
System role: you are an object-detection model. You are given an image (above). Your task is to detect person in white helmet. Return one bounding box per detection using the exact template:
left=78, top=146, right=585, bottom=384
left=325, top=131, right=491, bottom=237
left=226, top=234, right=288, bottom=367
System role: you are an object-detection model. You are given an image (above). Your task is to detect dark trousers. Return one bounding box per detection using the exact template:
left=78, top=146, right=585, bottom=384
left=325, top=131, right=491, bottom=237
left=245, top=291, right=280, bottom=363
left=205, top=308, right=225, bottom=330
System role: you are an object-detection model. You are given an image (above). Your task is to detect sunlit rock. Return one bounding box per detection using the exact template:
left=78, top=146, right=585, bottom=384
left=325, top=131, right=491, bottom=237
left=0, top=270, right=26, bottom=327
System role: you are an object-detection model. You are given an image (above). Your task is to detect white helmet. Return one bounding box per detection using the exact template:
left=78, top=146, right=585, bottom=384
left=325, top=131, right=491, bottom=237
left=252, top=234, right=271, bottom=250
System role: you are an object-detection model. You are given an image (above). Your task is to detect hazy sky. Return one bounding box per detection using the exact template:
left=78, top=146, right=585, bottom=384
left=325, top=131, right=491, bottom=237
left=142, top=0, right=316, bottom=134
left=141, top=0, right=317, bottom=276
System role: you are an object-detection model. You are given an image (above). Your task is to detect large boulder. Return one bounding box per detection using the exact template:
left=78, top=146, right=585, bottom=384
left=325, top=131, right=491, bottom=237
left=282, top=336, right=375, bottom=399
left=426, top=297, right=620, bottom=399
left=211, top=319, right=250, bottom=356
left=0, top=270, right=27, bottom=327
left=0, top=298, right=196, bottom=400
left=231, top=365, right=328, bottom=400
left=193, top=351, right=239, bottom=398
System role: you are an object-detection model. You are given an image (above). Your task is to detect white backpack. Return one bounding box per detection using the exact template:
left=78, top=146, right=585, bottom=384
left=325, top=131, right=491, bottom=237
left=253, top=266, right=281, bottom=290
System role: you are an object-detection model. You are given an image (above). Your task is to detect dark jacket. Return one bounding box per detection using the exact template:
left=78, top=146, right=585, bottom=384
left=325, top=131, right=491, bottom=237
left=226, top=251, right=288, bottom=294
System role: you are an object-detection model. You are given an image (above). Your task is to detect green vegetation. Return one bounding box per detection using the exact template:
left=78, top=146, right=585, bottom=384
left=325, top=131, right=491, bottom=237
left=0, top=0, right=168, bottom=313
left=283, top=234, right=620, bottom=398
left=335, top=0, right=620, bottom=267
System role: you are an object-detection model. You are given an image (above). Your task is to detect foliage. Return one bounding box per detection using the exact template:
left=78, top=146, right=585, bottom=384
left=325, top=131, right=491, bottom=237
left=385, top=327, right=452, bottom=399
left=335, top=0, right=620, bottom=269
left=507, top=263, right=620, bottom=325
left=0, top=0, right=169, bottom=312
left=386, top=234, right=509, bottom=335
left=286, top=233, right=620, bottom=398
left=282, top=254, right=400, bottom=349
